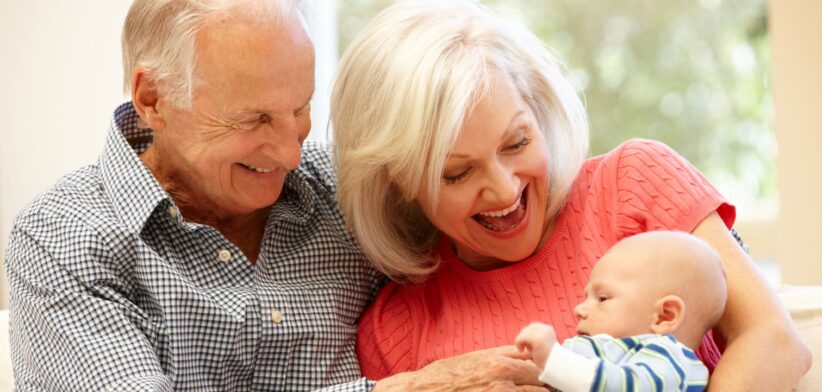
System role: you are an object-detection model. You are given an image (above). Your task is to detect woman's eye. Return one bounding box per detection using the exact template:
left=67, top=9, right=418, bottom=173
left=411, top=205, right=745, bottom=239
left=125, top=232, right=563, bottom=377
left=443, top=169, right=470, bottom=184
left=507, top=134, right=534, bottom=152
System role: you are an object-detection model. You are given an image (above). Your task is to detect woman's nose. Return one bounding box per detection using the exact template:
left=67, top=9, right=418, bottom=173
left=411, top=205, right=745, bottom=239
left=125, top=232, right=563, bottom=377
left=481, top=161, right=520, bottom=204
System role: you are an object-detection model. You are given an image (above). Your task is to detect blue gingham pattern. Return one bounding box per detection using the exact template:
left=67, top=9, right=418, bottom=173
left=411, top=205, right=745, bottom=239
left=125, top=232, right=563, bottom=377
left=5, top=102, right=382, bottom=391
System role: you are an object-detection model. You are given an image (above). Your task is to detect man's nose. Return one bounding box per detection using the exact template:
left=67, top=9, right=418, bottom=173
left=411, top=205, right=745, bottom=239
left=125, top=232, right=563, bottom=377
left=261, top=118, right=308, bottom=170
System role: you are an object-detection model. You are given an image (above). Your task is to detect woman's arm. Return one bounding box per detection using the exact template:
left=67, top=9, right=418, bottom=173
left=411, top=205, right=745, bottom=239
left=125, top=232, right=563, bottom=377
left=373, top=346, right=545, bottom=391
left=692, top=212, right=812, bottom=390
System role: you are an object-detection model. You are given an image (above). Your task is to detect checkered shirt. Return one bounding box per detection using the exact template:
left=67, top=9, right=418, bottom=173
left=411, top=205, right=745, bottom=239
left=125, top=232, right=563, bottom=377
left=5, top=102, right=383, bottom=391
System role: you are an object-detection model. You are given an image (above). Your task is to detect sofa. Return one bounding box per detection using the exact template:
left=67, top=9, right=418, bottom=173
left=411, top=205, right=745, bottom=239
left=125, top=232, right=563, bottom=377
left=1, top=286, right=821, bottom=389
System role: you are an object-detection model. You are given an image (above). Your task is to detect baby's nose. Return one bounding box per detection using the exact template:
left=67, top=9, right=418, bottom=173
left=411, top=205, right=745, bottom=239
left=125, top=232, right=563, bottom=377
left=573, top=303, right=586, bottom=320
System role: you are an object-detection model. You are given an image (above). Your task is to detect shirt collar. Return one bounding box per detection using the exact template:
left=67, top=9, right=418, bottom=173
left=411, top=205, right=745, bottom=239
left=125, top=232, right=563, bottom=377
left=99, top=102, right=171, bottom=234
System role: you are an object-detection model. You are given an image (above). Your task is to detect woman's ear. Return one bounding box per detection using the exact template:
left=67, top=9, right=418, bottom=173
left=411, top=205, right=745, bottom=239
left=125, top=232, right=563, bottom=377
left=130, top=66, right=165, bottom=130
left=650, top=295, right=686, bottom=335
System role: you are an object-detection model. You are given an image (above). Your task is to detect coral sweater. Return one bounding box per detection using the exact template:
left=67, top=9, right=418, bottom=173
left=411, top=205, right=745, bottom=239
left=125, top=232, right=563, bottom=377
left=356, top=139, right=736, bottom=380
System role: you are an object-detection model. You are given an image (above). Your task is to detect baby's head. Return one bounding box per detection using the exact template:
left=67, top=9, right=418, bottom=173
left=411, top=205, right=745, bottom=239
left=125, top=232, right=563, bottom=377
left=574, top=231, right=727, bottom=349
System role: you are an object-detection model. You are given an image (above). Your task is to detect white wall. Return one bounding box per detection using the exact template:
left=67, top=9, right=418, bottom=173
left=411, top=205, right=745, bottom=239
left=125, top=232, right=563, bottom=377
left=0, top=1, right=337, bottom=308
left=0, top=1, right=133, bottom=309
left=770, top=0, right=822, bottom=285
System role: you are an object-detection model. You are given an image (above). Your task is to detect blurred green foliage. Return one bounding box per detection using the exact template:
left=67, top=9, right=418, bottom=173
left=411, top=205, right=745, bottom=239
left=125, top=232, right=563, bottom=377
left=338, top=0, right=774, bottom=203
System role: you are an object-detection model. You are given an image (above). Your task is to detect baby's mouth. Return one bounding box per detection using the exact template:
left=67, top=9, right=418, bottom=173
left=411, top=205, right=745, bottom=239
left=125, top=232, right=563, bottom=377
left=472, top=186, right=528, bottom=232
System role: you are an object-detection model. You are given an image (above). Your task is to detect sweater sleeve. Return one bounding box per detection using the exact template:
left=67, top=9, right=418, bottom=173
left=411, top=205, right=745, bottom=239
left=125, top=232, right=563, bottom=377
left=610, top=139, right=735, bottom=238
left=356, top=282, right=419, bottom=380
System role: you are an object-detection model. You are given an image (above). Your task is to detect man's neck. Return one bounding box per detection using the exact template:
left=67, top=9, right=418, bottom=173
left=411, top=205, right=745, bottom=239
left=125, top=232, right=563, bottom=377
left=183, top=205, right=270, bottom=264
left=141, top=146, right=271, bottom=264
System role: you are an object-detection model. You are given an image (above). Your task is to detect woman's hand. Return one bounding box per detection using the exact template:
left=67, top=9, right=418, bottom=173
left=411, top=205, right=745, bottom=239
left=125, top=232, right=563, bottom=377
left=693, top=212, right=812, bottom=391
left=372, top=345, right=545, bottom=391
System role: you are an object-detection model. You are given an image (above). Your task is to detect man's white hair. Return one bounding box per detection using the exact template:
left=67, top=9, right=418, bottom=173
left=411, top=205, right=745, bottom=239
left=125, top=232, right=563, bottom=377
left=122, top=0, right=303, bottom=109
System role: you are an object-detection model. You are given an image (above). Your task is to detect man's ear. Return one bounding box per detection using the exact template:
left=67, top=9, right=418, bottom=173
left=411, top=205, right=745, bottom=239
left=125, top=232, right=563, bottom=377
left=130, top=66, right=165, bottom=130
left=650, top=295, right=685, bottom=335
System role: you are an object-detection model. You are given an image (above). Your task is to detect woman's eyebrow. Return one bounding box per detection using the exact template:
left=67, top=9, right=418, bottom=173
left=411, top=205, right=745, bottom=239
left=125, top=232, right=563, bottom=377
left=500, top=110, right=526, bottom=140
left=447, top=110, right=528, bottom=160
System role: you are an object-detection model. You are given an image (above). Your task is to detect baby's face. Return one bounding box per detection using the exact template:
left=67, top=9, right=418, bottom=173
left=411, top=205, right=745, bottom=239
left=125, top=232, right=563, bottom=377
left=573, top=254, right=659, bottom=338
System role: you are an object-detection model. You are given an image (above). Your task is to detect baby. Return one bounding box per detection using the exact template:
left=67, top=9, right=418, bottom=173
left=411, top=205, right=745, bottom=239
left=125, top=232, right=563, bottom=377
left=516, top=231, right=728, bottom=392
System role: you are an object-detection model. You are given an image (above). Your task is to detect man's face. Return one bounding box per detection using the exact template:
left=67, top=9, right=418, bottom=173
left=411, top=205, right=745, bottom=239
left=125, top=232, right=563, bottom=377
left=154, top=17, right=315, bottom=218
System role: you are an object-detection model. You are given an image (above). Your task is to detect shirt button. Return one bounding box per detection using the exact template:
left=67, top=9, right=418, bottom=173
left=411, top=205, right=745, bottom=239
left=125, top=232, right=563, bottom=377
left=217, top=249, right=232, bottom=262
left=271, top=310, right=284, bottom=324
left=167, top=206, right=178, bottom=219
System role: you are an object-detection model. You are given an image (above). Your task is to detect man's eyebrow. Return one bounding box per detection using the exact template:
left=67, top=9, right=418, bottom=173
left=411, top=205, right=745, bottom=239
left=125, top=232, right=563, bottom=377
left=303, top=89, right=315, bottom=107
left=236, top=90, right=315, bottom=117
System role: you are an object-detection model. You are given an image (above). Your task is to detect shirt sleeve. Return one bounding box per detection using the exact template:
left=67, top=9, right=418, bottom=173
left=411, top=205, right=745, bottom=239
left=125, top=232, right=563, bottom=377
left=314, top=378, right=377, bottom=391
left=356, top=282, right=420, bottom=380
left=5, top=220, right=172, bottom=391
left=541, top=335, right=709, bottom=392
left=610, top=139, right=736, bottom=238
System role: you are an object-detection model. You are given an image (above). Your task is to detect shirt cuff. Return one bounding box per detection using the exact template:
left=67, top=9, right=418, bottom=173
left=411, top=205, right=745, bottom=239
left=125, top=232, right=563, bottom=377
left=540, top=342, right=599, bottom=392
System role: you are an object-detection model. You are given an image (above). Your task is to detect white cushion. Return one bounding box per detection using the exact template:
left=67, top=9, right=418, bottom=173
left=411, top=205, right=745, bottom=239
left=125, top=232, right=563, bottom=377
left=0, top=310, right=11, bottom=390
left=778, top=285, right=822, bottom=391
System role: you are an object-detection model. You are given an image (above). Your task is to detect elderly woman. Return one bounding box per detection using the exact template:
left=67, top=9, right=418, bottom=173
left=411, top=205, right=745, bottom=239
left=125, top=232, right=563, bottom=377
left=332, top=0, right=810, bottom=390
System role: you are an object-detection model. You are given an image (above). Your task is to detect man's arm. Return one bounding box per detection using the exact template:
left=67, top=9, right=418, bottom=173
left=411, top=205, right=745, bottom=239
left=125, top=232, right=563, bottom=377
left=6, top=224, right=172, bottom=391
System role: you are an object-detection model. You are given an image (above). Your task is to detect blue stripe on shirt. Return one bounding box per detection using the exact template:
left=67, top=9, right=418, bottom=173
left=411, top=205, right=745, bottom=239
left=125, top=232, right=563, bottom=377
left=646, top=343, right=686, bottom=390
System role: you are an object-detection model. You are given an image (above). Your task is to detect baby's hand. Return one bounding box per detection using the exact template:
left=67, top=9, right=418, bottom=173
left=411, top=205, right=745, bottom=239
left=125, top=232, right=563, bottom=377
left=514, top=322, right=557, bottom=369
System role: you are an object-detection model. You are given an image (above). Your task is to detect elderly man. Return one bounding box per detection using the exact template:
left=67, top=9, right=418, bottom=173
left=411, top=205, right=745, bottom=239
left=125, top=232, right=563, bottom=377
left=6, top=0, right=547, bottom=390
left=5, top=0, right=380, bottom=390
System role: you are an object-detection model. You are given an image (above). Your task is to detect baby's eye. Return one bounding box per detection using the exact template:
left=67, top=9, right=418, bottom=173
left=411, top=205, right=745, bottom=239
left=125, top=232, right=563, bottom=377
left=598, top=296, right=608, bottom=302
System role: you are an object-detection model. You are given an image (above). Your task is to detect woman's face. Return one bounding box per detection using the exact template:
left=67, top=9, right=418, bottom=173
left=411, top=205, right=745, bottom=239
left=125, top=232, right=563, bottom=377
left=416, top=77, right=551, bottom=271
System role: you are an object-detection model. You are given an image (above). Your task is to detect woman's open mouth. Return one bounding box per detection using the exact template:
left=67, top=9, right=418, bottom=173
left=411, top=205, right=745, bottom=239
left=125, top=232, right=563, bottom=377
left=472, top=186, right=528, bottom=232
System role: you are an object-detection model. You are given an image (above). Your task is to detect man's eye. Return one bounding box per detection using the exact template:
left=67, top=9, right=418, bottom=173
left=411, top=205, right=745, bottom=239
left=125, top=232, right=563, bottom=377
left=293, top=102, right=311, bottom=117
left=235, top=114, right=273, bottom=132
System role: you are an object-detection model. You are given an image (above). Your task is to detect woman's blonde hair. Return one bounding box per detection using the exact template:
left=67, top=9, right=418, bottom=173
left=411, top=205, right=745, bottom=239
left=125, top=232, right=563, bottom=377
left=332, top=0, right=589, bottom=281
left=122, top=0, right=302, bottom=109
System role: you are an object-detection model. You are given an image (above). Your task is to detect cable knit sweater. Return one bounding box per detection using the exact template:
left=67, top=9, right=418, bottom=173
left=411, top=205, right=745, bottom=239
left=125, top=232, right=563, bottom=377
left=356, top=139, right=735, bottom=380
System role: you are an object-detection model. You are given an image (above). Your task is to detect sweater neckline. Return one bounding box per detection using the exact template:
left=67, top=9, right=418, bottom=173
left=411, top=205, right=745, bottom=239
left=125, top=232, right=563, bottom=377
left=436, top=209, right=568, bottom=282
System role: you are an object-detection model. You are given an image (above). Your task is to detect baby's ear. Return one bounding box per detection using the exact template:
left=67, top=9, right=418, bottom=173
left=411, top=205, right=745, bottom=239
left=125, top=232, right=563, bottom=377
left=650, top=295, right=685, bottom=335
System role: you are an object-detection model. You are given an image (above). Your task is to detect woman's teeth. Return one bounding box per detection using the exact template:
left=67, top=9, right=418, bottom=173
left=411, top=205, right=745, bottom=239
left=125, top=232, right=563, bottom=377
left=474, top=190, right=528, bottom=232
left=478, top=194, right=522, bottom=218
